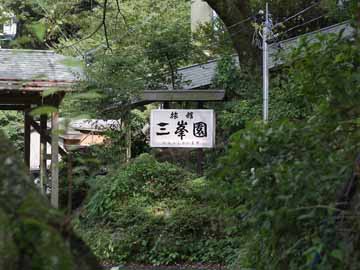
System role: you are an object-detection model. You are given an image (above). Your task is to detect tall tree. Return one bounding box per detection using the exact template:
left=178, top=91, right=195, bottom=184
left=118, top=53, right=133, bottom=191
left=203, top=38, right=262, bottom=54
left=204, top=0, right=255, bottom=61
left=204, top=0, right=350, bottom=64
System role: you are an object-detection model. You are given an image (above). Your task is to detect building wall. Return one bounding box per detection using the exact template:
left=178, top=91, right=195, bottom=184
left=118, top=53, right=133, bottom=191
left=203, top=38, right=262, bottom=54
left=191, top=0, right=213, bottom=32
left=30, top=130, right=52, bottom=172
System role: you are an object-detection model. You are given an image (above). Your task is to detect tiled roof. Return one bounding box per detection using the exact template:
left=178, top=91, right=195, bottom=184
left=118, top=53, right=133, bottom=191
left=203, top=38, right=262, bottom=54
left=176, top=22, right=354, bottom=89
left=177, top=56, right=239, bottom=89
left=0, top=49, right=82, bottom=82
left=268, top=21, right=354, bottom=68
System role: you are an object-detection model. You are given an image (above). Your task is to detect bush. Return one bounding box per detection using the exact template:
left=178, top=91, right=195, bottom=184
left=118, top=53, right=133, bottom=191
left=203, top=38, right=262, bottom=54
left=0, top=131, right=100, bottom=270
left=211, top=118, right=359, bottom=269
left=75, top=154, right=245, bottom=265
left=209, top=32, right=360, bottom=269
left=75, top=26, right=360, bottom=269
left=76, top=154, right=233, bottom=265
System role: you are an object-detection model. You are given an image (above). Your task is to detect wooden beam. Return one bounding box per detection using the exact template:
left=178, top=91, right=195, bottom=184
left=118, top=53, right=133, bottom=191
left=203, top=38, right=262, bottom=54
left=0, top=85, right=70, bottom=92
left=30, top=118, right=67, bottom=157
left=0, top=105, right=28, bottom=110
left=40, top=114, right=48, bottom=195
left=141, top=89, right=225, bottom=102
left=0, top=95, right=42, bottom=105
left=0, top=81, right=73, bottom=92
left=0, top=92, right=64, bottom=106
left=24, top=110, right=31, bottom=171
left=104, top=89, right=226, bottom=112
left=51, top=111, right=59, bottom=208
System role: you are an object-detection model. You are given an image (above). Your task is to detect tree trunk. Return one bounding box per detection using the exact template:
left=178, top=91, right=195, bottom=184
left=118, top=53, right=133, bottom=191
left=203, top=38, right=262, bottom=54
left=205, top=0, right=260, bottom=65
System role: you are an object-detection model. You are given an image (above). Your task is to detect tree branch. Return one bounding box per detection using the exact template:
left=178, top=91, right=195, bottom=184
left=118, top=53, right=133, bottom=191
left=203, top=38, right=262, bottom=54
left=58, top=0, right=111, bottom=51
left=116, top=0, right=129, bottom=29
left=102, top=0, right=111, bottom=50
left=58, top=21, right=103, bottom=50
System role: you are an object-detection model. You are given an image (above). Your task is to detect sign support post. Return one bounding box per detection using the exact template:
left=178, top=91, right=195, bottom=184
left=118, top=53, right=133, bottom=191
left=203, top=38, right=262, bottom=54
left=263, top=2, right=270, bottom=122
left=197, top=102, right=204, bottom=175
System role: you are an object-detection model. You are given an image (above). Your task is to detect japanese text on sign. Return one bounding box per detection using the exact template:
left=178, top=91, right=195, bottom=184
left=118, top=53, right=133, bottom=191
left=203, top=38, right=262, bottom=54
left=150, top=109, right=215, bottom=148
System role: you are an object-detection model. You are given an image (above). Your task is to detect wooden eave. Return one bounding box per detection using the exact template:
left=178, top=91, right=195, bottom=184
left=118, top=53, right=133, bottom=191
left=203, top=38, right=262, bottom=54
left=0, top=79, right=74, bottom=92
left=141, top=89, right=225, bottom=102
left=105, top=89, right=226, bottom=112
left=0, top=79, right=75, bottom=107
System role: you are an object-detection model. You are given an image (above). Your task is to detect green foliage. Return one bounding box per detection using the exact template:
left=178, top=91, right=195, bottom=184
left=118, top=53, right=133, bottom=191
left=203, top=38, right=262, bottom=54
left=0, top=111, right=23, bottom=151
left=212, top=54, right=242, bottom=99
left=30, top=105, right=58, bottom=116
left=2, top=1, right=358, bottom=269
left=75, top=154, right=244, bottom=265
left=59, top=148, right=103, bottom=210
left=0, top=0, right=96, bottom=49
left=82, top=153, right=194, bottom=223
left=212, top=119, right=358, bottom=269
left=142, top=1, right=194, bottom=89
left=211, top=54, right=262, bottom=143
left=270, top=30, right=360, bottom=121
left=31, top=21, right=47, bottom=41
left=0, top=131, right=100, bottom=270
left=57, top=0, right=203, bottom=117
left=191, top=17, right=235, bottom=59
left=287, top=33, right=360, bottom=120
left=209, top=32, right=360, bottom=269
left=73, top=22, right=360, bottom=268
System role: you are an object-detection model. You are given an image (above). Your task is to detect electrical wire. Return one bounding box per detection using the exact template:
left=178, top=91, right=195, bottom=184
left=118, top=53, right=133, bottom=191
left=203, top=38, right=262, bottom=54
left=274, top=14, right=325, bottom=40
left=45, top=1, right=324, bottom=68
left=227, top=16, right=253, bottom=29
left=274, top=1, right=320, bottom=28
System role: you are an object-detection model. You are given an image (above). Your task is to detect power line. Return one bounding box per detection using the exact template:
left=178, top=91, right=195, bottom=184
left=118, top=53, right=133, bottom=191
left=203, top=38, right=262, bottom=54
left=274, top=14, right=325, bottom=40
left=227, top=16, right=253, bottom=29
left=274, top=1, right=320, bottom=28
left=97, top=13, right=328, bottom=68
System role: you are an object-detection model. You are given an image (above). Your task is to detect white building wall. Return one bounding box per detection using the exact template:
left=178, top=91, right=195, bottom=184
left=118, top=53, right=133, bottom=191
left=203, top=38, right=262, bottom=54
left=191, top=0, right=213, bottom=32
left=30, top=130, right=52, bottom=172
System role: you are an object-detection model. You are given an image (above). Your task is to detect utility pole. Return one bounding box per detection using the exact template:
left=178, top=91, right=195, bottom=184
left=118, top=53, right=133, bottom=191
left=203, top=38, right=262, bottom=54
left=262, top=3, right=270, bottom=122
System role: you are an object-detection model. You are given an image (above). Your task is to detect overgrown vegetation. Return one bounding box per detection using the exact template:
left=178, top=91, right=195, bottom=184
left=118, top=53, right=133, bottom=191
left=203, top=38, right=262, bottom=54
left=1, top=0, right=359, bottom=269
left=0, top=131, right=100, bottom=270
left=74, top=25, right=360, bottom=269
left=75, top=154, right=227, bottom=265
left=0, top=111, right=23, bottom=151
left=211, top=29, right=360, bottom=269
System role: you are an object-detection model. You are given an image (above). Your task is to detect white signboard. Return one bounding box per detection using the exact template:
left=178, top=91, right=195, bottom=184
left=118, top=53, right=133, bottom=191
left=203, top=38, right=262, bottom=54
left=150, top=109, right=215, bottom=148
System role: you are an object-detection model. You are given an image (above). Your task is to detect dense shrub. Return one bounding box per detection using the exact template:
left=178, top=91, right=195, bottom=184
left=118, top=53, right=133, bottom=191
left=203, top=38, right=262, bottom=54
left=0, top=111, right=23, bottom=151
left=209, top=31, right=360, bottom=269
left=0, top=131, right=100, bottom=270
left=75, top=26, right=360, bottom=269
left=75, top=154, right=244, bottom=265
left=211, top=118, right=359, bottom=269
